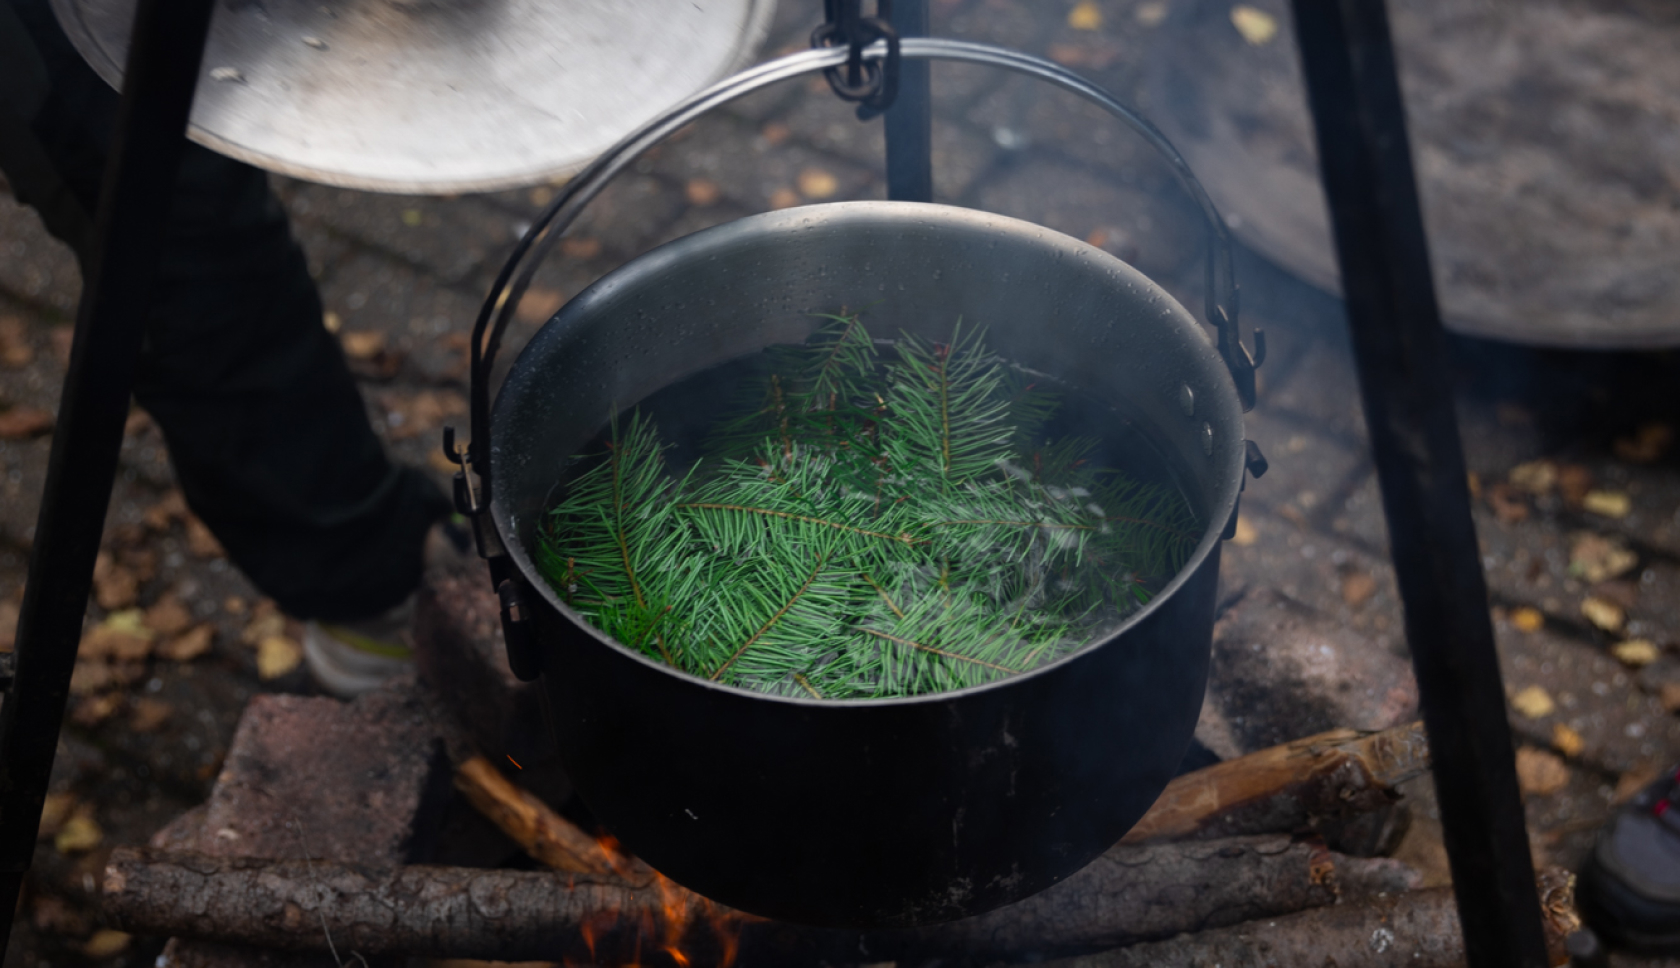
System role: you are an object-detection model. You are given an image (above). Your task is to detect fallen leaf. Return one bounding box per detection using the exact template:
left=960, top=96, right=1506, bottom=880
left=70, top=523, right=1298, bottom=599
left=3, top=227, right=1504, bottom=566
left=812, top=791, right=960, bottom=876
left=158, top=623, right=214, bottom=662
left=91, top=552, right=137, bottom=610
left=685, top=178, right=721, bottom=207
left=1552, top=722, right=1585, bottom=758
left=383, top=390, right=467, bottom=442
left=1340, top=571, right=1377, bottom=607
left=515, top=288, right=564, bottom=325
left=1466, top=471, right=1482, bottom=500
left=256, top=635, right=303, bottom=679
left=0, top=599, right=17, bottom=650
left=83, top=930, right=131, bottom=960
left=1583, top=490, right=1631, bottom=519
left=1067, top=0, right=1103, bottom=30
left=1230, top=4, right=1277, bottom=44
left=759, top=122, right=790, bottom=145
left=30, top=894, right=88, bottom=936
left=240, top=605, right=286, bottom=646
left=768, top=187, right=801, bottom=210
left=0, top=316, right=35, bottom=368
left=1614, top=762, right=1664, bottom=803
left=0, top=406, right=54, bottom=440
left=1511, top=685, right=1555, bottom=719
left=560, top=236, right=602, bottom=260
left=401, top=208, right=423, bottom=227
left=1047, top=41, right=1120, bottom=69
left=323, top=310, right=343, bottom=334
left=1613, top=639, right=1660, bottom=667
left=1660, top=682, right=1680, bottom=714
left=81, top=611, right=155, bottom=662
left=123, top=409, right=154, bottom=437
left=223, top=595, right=247, bottom=615
left=1510, top=607, right=1544, bottom=633
left=129, top=698, right=173, bottom=732
left=1508, top=460, right=1557, bottom=496
left=49, top=326, right=73, bottom=364
left=54, top=812, right=102, bottom=854
left=1581, top=597, right=1625, bottom=632
left=1569, top=533, right=1638, bottom=584
left=143, top=594, right=195, bottom=637
left=1230, top=514, right=1258, bottom=547
left=71, top=692, right=124, bottom=727
left=1515, top=747, right=1570, bottom=796
left=37, top=792, right=77, bottom=839
left=1486, top=483, right=1528, bottom=523
left=142, top=490, right=189, bottom=531
left=1557, top=465, right=1594, bottom=506
left=340, top=330, right=387, bottom=360
left=1614, top=423, right=1674, bottom=464
left=796, top=167, right=839, bottom=200
left=528, top=186, right=555, bottom=208
left=1135, top=1, right=1167, bottom=27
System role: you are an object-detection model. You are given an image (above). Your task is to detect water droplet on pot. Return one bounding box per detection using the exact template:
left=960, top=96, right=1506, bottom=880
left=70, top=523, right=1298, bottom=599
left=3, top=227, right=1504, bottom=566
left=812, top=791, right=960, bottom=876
left=1179, top=384, right=1195, bottom=417
left=1201, top=422, right=1215, bottom=456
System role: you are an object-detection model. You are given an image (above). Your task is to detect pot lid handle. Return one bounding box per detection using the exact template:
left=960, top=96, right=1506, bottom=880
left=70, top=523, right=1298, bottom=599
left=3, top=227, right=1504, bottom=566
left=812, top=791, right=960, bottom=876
left=465, top=37, right=1262, bottom=507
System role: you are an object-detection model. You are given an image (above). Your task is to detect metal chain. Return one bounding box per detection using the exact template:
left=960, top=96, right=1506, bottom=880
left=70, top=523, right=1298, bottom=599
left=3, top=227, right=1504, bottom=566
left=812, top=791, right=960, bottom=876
left=810, top=0, right=901, bottom=117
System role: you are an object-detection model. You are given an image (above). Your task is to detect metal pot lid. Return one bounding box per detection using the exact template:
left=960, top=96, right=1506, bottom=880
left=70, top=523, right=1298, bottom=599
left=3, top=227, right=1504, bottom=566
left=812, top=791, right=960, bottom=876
left=52, top=0, right=777, bottom=194
left=1146, top=0, right=1680, bottom=349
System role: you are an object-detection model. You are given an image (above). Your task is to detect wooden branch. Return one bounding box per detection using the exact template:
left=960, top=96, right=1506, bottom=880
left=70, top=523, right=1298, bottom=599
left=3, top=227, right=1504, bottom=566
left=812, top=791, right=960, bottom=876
left=1123, top=720, right=1429, bottom=844
left=104, top=837, right=1417, bottom=965
left=1028, top=867, right=1580, bottom=968
left=452, top=755, right=650, bottom=883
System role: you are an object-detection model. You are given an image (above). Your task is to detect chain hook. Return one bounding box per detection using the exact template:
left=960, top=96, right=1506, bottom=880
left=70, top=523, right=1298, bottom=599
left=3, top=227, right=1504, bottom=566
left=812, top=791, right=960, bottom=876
left=811, top=0, right=901, bottom=119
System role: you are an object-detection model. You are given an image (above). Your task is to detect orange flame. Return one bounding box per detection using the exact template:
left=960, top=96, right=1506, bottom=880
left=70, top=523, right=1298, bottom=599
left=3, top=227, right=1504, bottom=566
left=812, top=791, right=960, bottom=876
left=581, top=833, right=753, bottom=968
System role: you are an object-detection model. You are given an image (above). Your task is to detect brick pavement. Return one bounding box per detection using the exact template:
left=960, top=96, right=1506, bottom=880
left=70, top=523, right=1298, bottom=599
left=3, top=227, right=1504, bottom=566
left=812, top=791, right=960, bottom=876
left=3, top=1, right=1680, bottom=965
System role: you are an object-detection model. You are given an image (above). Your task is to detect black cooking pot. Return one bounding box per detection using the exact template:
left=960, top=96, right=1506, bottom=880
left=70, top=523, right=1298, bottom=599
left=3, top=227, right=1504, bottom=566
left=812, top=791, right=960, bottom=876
left=458, top=39, right=1262, bottom=929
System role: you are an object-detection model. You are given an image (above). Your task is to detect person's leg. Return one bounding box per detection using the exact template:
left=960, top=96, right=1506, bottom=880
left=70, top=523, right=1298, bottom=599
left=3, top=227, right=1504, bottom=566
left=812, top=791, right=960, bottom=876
left=3, top=0, right=449, bottom=623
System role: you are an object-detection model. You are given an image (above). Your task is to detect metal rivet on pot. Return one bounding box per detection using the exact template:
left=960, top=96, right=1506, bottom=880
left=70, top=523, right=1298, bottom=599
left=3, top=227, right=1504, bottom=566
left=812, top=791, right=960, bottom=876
left=1178, top=384, right=1195, bottom=417
left=1201, top=422, right=1214, bottom=456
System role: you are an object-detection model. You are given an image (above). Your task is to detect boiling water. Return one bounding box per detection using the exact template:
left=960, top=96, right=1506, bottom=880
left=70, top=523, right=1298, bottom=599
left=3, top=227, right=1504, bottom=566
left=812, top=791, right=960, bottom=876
left=537, top=334, right=1205, bottom=700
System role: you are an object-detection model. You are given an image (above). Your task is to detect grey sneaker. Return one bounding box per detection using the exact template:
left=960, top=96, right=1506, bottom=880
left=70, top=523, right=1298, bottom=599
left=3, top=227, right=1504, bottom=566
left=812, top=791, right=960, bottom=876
left=302, top=596, right=415, bottom=698
left=1578, top=764, right=1680, bottom=954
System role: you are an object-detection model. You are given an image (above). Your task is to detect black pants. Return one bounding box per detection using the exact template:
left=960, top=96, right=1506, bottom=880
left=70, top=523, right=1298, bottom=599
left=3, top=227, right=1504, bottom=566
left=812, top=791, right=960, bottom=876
left=0, top=0, right=450, bottom=622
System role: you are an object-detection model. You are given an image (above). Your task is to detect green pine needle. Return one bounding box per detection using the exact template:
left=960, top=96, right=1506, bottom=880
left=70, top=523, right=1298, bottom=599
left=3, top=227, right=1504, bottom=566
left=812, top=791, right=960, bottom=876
left=537, top=313, right=1201, bottom=699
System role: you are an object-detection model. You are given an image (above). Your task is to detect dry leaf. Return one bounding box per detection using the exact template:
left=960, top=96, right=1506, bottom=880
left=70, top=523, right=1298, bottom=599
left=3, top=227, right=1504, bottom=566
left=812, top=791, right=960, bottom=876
left=223, top=595, right=247, bottom=615
left=1511, top=685, right=1555, bottom=719
left=1486, top=483, right=1528, bottom=523
left=527, top=186, right=555, bottom=208
left=1135, top=1, right=1167, bottom=27
left=1067, top=0, right=1103, bottom=30
left=768, top=187, right=801, bottom=210
left=1230, top=514, right=1258, bottom=547
left=1552, top=722, right=1585, bottom=758
left=0, top=599, right=17, bottom=651
left=401, top=208, right=423, bottom=227
left=1583, top=490, right=1631, bottom=519
left=142, top=490, right=189, bottom=531
left=1515, top=747, right=1570, bottom=796
left=1557, top=465, right=1594, bottom=506
left=1581, top=597, right=1626, bottom=632
left=91, top=552, right=137, bottom=610
left=71, top=692, right=124, bottom=727
left=143, top=594, right=195, bottom=637
left=1340, top=571, right=1377, bottom=607
left=81, top=611, right=155, bottom=662
left=240, top=603, right=286, bottom=646
left=83, top=930, right=131, bottom=960
left=322, top=310, right=343, bottom=334
left=760, top=122, right=791, bottom=145
left=685, top=178, right=721, bottom=207
left=1466, top=471, right=1482, bottom=500
left=515, top=288, right=565, bottom=324
left=1569, top=533, right=1638, bottom=584
left=797, top=167, right=839, bottom=200
left=256, top=635, right=303, bottom=679
left=1614, top=762, right=1664, bottom=803
left=0, top=406, right=53, bottom=440
left=1510, top=607, right=1544, bottom=633
left=1660, top=682, right=1680, bottom=714
left=1614, top=423, right=1674, bottom=464
left=54, top=812, right=102, bottom=854
left=560, top=236, right=602, bottom=260
left=0, top=316, right=33, bottom=368
left=158, top=623, right=214, bottom=662
left=1508, top=460, right=1557, bottom=496
left=1230, top=5, right=1277, bottom=44
left=129, top=698, right=173, bottom=732
left=1613, top=639, right=1660, bottom=667
left=37, top=792, right=77, bottom=840
left=340, top=330, right=387, bottom=360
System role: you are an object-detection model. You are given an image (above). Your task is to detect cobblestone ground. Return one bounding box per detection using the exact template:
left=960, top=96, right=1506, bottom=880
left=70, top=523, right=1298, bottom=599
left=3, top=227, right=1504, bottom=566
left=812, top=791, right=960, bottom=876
left=4, top=1, right=1680, bottom=966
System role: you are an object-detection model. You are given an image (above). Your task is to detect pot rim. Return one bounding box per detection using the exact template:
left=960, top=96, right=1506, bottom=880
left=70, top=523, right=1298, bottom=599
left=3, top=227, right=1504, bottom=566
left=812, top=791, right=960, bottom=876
left=491, top=199, right=1245, bottom=707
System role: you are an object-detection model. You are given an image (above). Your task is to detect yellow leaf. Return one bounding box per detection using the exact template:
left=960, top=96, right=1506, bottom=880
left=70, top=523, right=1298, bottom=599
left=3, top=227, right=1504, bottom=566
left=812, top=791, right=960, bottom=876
left=37, top=792, right=77, bottom=840
left=1581, top=597, right=1625, bottom=632
left=401, top=208, right=423, bottom=227
left=323, top=310, right=343, bottom=334
left=1135, top=1, right=1167, bottom=27
left=1068, top=0, right=1103, bottom=31
left=1511, top=685, right=1555, bottom=719
left=1508, top=459, right=1557, bottom=495
left=1582, top=490, right=1631, bottom=519
left=1551, top=722, right=1584, bottom=758
left=54, top=813, right=103, bottom=854
left=83, top=931, right=131, bottom=960
left=796, top=167, right=839, bottom=200
left=256, top=635, right=303, bottom=680
left=1231, top=514, right=1258, bottom=546
left=1229, top=5, right=1277, bottom=45
left=1515, top=746, right=1570, bottom=796
left=1612, top=639, right=1660, bottom=667
left=1510, top=607, right=1544, bottom=633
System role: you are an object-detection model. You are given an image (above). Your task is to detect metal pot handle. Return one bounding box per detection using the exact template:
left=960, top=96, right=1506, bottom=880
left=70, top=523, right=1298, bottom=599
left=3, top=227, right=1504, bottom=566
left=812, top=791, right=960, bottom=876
left=460, top=37, right=1261, bottom=509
